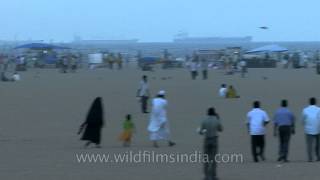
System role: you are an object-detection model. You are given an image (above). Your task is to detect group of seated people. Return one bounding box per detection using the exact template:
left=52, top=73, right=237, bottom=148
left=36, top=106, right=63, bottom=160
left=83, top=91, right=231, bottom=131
left=1, top=72, right=21, bottom=82
left=219, top=84, right=240, bottom=98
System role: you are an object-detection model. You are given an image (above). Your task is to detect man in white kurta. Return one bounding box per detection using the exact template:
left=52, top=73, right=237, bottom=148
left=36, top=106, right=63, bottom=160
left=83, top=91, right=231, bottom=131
left=147, top=91, right=175, bottom=147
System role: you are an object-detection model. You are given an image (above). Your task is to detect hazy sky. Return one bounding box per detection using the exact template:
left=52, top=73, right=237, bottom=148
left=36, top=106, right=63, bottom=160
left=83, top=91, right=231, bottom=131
left=1, top=0, right=319, bottom=42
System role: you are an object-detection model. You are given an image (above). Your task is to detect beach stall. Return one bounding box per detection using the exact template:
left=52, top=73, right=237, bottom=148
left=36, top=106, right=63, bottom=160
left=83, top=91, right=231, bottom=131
left=14, top=43, right=70, bottom=69
left=197, top=49, right=225, bottom=61
left=244, top=44, right=288, bottom=68
left=88, top=53, right=104, bottom=69
left=196, top=49, right=226, bottom=68
left=138, top=57, right=161, bottom=71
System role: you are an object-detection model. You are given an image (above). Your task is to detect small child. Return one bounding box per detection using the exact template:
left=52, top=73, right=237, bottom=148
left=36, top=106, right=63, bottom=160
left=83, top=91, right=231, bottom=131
left=119, top=114, right=135, bottom=147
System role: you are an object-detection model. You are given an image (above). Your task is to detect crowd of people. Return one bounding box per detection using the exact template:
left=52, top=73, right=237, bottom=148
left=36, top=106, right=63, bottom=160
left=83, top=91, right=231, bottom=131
left=247, top=98, right=320, bottom=163
left=75, top=73, right=320, bottom=180
left=219, top=84, right=240, bottom=98
left=104, top=52, right=124, bottom=70
left=59, top=53, right=80, bottom=73
left=0, top=54, right=23, bottom=82
left=186, top=52, right=248, bottom=81
left=2, top=48, right=320, bottom=180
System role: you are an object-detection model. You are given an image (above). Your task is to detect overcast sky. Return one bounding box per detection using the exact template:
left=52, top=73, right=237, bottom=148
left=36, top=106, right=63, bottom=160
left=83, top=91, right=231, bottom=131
left=1, top=0, right=319, bottom=42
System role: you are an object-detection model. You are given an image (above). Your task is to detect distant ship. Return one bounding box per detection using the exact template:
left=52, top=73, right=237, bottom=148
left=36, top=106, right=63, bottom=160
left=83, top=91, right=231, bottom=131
left=173, top=32, right=252, bottom=44
left=73, top=36, right=139, bottom=45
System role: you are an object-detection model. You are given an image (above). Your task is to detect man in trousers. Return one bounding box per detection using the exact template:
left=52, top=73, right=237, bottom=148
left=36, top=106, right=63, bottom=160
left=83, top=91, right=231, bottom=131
left=302, top=97, right=320, bottom=162
left=273, top=100, right=295, bottom=162
left=199, top=107, right=223, bottom=180
left=247, top=101, right=270, bottom=162
left=137, top=75, right=150, bottom=113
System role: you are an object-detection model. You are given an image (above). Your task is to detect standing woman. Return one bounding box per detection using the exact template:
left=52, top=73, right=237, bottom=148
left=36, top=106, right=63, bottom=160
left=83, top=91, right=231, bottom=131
left=78, top=97, right=104, bottom=148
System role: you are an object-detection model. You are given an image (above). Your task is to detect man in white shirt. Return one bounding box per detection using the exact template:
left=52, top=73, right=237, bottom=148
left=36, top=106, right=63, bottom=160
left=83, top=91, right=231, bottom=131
left=190, top=60, right=198, bottom=80
left=302, top=97, right=320, bottom=162
left=239, top=60, right=247, bottom=78
left=189, top=53, right=199, bottom=80
left=147, top=90, right=175, bottom=148
left=247, top=101, right=270, bottom=162
left=137, top=75, right=150, bottom=113
left=12, top=72, right=21, bottom=81
left=219, top=84, right=227, bottom=98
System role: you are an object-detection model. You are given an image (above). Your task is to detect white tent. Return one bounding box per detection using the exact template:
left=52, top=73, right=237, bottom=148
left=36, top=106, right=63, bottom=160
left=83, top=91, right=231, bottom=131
left=88, top=53, right=103, bottom=64
left=246, top=44, right=288, bottom=54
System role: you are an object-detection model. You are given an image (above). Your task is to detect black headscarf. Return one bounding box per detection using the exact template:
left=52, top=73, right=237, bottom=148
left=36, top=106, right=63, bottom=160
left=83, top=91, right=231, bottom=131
left=86, top=97, right=104, bottom=127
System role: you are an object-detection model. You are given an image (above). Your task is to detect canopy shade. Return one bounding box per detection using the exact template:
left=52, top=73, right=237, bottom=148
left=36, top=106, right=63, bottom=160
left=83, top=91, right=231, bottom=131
left=246, top=44, right=288, bottom=54
left=139, top=57, right=160, bottom=63
left=14, top=43, right=71, bottom=50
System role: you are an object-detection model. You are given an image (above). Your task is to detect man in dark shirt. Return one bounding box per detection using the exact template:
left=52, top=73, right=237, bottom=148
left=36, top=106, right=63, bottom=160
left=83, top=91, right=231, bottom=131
left=273, top=99, right=295, bottom=162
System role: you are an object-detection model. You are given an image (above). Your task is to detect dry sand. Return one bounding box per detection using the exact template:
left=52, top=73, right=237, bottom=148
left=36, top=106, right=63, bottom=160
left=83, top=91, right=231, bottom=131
left=1, top=67, right=320, bottom=180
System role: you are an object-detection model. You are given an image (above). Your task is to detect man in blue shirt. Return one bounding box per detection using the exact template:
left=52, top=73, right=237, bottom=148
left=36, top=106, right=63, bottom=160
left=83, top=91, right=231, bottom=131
left=273, top=100, right=295, bottom=162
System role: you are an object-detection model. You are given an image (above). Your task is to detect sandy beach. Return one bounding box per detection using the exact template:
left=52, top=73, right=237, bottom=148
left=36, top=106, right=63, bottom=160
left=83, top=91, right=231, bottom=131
left=1, top=66, right=320, bottom=180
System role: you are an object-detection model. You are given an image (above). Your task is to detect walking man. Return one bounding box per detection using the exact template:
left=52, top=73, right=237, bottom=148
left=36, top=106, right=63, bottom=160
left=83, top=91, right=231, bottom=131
left=200, top=59, right=208, bottom=80
left=199, top=107, right=223, bottom=180
left=239, top=59, right=247, bottom=78
left=137, top=75, right=150, bottom=114
left=273, top=100, right=295, bottom=162
left=147, top=90, right=175, bottom=148
left=190, top=60, right=198, bottom=80
left=302, top=97, right=320, bottom=162
left=189, top=52, right=199, bottom=80
left=247, top=101, right=270, bottom=162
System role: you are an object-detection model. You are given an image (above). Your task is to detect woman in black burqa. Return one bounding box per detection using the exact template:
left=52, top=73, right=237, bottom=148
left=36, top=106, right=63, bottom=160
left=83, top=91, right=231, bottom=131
left=78, top=97, right=104, bottom=148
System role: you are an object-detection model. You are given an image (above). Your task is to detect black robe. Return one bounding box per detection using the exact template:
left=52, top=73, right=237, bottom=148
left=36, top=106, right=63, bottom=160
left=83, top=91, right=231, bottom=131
left=80, top=97, right=104, bottom=144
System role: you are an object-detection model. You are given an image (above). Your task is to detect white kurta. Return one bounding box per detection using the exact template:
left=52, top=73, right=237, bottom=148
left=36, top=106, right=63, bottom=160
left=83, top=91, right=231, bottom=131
left=147, top=97, right=170, bottom=141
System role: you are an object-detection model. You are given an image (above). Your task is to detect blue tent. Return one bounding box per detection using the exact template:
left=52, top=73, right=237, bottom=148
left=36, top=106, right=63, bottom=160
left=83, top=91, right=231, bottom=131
left=246, top=44, right=288, bottom=54
left=139, top=57, right=160, bottom=64
left=14, top=43, right=70, bottom=50
left=43, top=54, right=58, bottom=64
